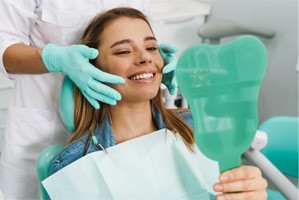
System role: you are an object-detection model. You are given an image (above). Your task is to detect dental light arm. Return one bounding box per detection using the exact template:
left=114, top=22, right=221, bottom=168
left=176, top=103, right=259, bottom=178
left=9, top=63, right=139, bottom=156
left=198, top=19, right=275, bottom=44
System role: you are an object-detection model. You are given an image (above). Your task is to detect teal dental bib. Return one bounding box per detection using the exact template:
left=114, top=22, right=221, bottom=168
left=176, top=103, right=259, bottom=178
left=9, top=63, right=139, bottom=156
left=176, top=36, right=267, bottom=172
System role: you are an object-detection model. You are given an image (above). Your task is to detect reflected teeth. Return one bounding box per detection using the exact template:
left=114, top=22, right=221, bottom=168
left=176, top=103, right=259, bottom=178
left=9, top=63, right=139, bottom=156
left=131, top=73, right=154, bottom=80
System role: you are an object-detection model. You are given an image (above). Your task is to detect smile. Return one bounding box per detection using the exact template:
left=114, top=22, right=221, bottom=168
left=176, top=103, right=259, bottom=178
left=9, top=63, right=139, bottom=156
left=129, top=73, right=154, bottom=80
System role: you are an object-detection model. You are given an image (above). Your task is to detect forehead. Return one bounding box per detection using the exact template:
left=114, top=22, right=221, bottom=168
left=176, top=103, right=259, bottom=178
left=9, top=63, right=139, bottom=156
left=101, top=17, right=154, bottom=44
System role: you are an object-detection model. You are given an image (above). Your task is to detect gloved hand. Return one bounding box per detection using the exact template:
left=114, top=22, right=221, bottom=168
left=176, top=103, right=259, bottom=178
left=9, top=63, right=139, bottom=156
left=159, top=43, right=179, bottom=95
left=42, top=43, right=125, bottom=109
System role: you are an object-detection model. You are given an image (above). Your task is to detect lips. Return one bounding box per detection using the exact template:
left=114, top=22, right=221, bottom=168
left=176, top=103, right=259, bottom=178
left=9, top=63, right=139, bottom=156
left=129, top=72, right=154, bottom=80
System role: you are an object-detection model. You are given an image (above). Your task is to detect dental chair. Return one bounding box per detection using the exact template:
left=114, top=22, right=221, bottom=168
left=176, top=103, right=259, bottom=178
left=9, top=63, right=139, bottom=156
left=245, top=116, right=298, bottom=200
left=36, top=76, right=76, bottom=199
left=37, top=144, right=63, bottom=199
left=37, top=21, right=297, bottom=199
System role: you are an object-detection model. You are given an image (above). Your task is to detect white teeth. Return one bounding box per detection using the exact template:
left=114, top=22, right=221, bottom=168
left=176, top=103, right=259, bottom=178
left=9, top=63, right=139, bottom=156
left=131, top=73, right=154, bottom=80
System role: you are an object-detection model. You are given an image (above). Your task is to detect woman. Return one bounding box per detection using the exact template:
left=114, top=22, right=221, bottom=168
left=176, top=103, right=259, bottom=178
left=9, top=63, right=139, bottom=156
left=0, top=0, right=177, bottom=198
left=50, top=7, right=268, bottom=200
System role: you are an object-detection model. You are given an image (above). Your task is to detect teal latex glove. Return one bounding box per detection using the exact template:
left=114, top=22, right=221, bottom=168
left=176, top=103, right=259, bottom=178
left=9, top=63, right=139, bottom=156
left=159, top=43, right=179, bottom=95
left=42, top=43, right=125, bottom=109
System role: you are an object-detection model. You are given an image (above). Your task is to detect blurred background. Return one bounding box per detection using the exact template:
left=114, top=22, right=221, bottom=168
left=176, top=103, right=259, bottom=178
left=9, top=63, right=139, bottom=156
left=0, top=0, right=298, bottom=154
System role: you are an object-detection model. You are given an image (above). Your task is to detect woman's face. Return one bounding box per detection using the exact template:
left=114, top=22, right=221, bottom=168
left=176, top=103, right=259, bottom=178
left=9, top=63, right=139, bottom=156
left=96, top=17, right=163, bottom=104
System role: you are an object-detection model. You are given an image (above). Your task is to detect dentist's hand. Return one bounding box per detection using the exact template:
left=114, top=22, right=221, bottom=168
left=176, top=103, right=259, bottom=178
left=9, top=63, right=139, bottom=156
left=42, top=43, right=124, bottom=109
left=159, top=43, right=179, bottom=95
left=214, top=166, right=268, bottom=200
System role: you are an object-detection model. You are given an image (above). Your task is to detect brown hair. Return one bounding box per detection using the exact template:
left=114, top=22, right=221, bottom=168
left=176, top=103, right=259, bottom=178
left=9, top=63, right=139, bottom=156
left=69, top=7, right=194, bottom=150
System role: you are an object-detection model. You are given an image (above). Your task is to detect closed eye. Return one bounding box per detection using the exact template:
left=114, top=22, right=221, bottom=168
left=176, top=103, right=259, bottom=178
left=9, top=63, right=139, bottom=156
left=115, top=50, right=131, bottom=55
left=146, top=47, right=158, bottom=51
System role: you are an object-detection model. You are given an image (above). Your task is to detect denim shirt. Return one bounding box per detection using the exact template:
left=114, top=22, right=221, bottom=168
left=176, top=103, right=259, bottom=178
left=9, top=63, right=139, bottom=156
left=50, top=108, right=193, bottom=175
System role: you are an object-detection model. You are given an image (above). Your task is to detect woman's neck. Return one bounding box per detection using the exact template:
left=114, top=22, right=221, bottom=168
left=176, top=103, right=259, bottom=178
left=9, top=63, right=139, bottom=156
left=108, top=101, right=157, bottom=143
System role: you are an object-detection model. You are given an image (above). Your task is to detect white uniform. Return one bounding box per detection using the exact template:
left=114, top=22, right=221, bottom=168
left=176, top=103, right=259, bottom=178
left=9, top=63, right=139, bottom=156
left=0, top=0, right=149, bottom=199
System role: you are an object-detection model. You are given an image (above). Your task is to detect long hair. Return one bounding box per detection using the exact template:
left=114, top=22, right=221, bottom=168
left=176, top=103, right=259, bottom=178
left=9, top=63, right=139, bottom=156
left=69, top=7, right=194, bottom=151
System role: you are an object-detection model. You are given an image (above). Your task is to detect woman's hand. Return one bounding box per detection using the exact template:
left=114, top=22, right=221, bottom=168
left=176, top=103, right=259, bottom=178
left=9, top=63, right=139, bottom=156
left=213, top=166, right=268, bottom=200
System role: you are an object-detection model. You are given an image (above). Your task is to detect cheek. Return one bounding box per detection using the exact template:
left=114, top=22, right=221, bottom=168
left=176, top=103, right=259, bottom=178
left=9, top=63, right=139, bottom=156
left=155, top=54, right=164, bottom=71
left=100, top=57, right=130, bottom=76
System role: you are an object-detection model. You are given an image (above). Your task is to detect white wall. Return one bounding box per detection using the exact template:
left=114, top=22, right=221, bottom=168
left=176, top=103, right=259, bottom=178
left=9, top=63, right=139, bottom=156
left=197, top=0, right=298, bottom=123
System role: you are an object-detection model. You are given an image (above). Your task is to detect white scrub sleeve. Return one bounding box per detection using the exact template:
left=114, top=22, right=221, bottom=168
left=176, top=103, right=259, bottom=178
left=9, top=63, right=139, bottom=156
left=0, top=0, right=39, bottom=79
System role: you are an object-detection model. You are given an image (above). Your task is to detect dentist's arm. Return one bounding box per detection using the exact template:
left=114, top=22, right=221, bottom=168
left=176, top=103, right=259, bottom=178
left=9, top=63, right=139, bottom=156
left=3, top=43, right=48, bottom=74
left=3, top=43, right=124, bottom=109
left=213, top=166, right=268, bottom=200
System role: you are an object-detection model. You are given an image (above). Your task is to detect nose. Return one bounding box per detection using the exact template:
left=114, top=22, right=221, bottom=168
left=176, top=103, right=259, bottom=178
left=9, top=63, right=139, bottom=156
left=137, top=50, right=152, bottom=65
left=139, top=59, right=152, bottom=65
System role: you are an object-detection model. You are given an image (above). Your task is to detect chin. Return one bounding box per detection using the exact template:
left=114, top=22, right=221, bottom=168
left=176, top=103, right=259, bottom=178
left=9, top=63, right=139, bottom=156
left=125, top=90, right=159, bottom=103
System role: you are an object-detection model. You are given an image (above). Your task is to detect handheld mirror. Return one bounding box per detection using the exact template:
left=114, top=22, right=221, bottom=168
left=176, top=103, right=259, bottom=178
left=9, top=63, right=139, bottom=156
left=175, top=36, right=267, bottom=172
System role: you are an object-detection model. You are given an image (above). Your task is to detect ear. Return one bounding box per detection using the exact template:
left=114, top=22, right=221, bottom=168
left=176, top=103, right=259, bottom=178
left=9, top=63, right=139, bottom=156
left=59, top=76, right=75, bottom=132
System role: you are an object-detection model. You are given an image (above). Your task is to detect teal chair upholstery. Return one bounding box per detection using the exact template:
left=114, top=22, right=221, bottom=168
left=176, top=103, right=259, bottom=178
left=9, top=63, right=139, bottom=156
left=259, top=116, right=298, bottom=178
left=259, top=116, right=298, bottom=199
left=36, top=144, right=64, bottom=200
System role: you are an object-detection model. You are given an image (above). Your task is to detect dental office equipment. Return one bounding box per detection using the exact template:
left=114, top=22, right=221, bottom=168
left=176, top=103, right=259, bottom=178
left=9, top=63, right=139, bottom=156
left=245, top=116, right=298, bottom=200
left=92, top=135, right=108, bottom=154
left=197, top=19, right=275, bottom=44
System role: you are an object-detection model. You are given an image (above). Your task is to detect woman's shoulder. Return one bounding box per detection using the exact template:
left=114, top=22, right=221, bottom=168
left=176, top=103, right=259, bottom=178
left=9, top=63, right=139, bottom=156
left=173, top=108, right=192, bottom=117
left=171, top=108, right=194, bottom=128
left=49, top=137, right=88, bottom=175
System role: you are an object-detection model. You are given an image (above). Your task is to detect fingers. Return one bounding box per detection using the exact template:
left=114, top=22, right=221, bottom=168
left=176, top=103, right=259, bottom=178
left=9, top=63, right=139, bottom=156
left=83, top=88, right=117, bottom=108
left=162, top=56, right=177, bottom=74
left=159, top=43, right=179, bottom=54
left=77, top=45, right=99, bottom=59
left=85, top=78, right=123, bottom=106
left=214, top=178, right=268, bottom=193
left=213, top=166, right=268, bottom=200
left=162, top=71, right=175, bottom=94
left=221, top=166, right=262, bottom=181
left=82, top=91, right=100, bottom=109
left=90, top=67, right=125, bottom=84
left=159, top=43, right=178, bottom=74
left=88, top=79, right=121, bottom=101
left=215, top=191, right=268, bottom=200
left=171, top=73, right=178, bottom=88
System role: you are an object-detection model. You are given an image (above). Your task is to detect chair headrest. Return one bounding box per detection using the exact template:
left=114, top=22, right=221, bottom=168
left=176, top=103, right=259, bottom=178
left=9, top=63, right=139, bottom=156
left=59, top=76, right=75, bottom=132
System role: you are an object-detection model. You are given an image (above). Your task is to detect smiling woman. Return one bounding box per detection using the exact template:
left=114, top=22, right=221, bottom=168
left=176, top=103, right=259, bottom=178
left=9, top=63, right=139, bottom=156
left=47, top=7, right=268, bottom=200
left=66, top=7, right=193, bottom=149
left=96, top=17, right=164, bottom=104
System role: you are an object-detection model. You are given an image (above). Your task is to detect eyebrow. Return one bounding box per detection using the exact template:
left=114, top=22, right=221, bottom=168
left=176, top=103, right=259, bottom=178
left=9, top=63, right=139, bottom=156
left=110, top=36, right=157, bottom=48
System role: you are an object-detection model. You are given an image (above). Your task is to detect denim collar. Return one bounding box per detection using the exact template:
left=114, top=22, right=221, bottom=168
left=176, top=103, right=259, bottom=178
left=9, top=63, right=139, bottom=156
left=86, top=105, right=166, bottom=153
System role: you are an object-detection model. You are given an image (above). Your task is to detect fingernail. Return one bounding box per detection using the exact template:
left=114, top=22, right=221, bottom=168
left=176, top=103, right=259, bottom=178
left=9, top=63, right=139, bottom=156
left=217, top=195, right=225, bottom=200
left=120, top=78, right=125, bottom=84
left=94, top=103, right=100, bottom=109
left=115, top=94, right=121, bottom=101
left=111, top=101, right=117, bottom=105
left=214, top=184, right=223, bottom=192
left=220, top=175, right=229, bottom=182
left=93, top=50, right=99, bottom=57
